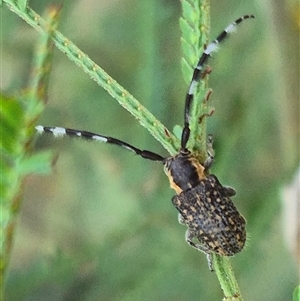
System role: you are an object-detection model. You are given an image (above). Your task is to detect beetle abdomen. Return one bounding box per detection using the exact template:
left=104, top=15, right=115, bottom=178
left=172, top=175, right=246, bottom=256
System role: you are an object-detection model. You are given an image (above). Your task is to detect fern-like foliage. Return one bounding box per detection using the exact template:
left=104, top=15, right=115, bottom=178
left=0, top=4, right=60, bottom=290
left=179, top=0, right=212, bottom=160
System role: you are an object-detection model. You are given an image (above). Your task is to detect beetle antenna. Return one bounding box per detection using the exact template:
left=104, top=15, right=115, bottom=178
left=35, top=126, right=164, bottom=162
left=180, top=15, right=255, bottom=151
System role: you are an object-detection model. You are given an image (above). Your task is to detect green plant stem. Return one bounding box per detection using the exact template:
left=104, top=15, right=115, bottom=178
left=180, top=1, right=244, bottom=300
left=180, top=0, right=212, bottom=161
left=213, top=254, right=243, bottom=300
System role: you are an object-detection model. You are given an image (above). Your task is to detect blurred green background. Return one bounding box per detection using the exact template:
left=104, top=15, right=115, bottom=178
left=2, top=0, right=299, bottom=300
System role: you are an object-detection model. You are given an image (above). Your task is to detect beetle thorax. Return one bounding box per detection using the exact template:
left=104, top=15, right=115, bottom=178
left=163, top=151, right=206, bottom=195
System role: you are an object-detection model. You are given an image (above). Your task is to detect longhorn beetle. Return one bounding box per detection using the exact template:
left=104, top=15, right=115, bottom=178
left=36, top=15, right=254, bottom=270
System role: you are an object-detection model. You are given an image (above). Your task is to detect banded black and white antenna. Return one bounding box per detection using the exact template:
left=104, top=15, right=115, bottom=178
left=35, top=125, right=164, bottom=162
left=180, top=14, right=254, bottom=151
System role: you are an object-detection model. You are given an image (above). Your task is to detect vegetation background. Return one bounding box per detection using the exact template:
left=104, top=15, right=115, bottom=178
left=2, top=0, right=299, bottom=300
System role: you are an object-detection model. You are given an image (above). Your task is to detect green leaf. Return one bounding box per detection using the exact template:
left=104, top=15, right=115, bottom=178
left=16, top=0, right=27, bottom=11
left=0, top=95, right=24, bottom=154
left=293, top=285, right=300, bottom=301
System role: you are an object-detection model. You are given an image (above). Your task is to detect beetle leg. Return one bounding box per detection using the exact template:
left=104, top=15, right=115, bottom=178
left=185, top=228, right=214, bottom=271
left=203, top=134, right=215, bottom=170
left=223, top=185, right=236, bottom=196
left=206, top=253, right=214, bottom=271
left=185, top=228, right=210, bottom=253
left=185, top=229, right=208, bottom=252
left=178, top=213, right=186, bottom=225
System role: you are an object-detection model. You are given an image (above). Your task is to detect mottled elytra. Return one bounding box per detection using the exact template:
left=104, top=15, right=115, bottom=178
left=36, top=15, right=254, bottom=270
